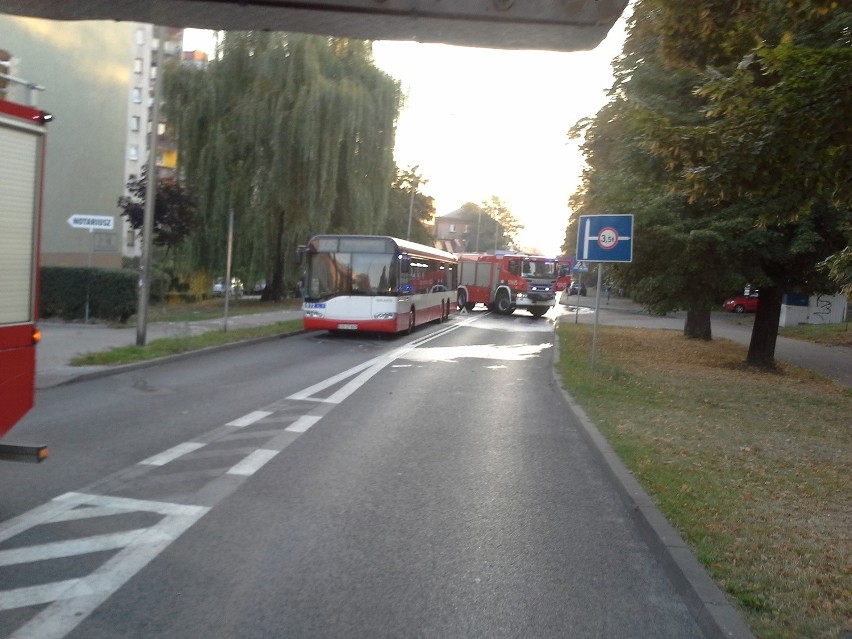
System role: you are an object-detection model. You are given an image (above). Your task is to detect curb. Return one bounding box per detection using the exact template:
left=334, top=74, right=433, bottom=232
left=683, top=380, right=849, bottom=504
left=552, top=319, right=755, bottom=639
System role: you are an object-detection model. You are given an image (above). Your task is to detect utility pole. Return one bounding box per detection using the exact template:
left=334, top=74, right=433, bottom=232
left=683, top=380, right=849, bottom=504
left=136, top=25, right=164, bottom=346
left=406, top=165, right=419, bottom=240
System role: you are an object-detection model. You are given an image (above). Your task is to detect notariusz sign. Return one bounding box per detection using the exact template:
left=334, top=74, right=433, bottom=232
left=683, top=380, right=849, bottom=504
left=67, top=214, right=115, bottom=230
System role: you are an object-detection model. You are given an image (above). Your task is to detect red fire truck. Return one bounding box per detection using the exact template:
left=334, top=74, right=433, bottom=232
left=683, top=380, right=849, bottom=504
left=554, top=255, right=574, bottom=293
left=0, top=96, right=50, bottom=462
left=456, top=252, right=558, bottom=317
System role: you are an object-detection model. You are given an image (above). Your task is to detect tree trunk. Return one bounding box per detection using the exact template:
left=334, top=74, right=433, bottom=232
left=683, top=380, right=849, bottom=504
left=683, top=309, right=712, bottom=340
left=746, top=286, right=782, bottom=368
left=268, top=209, right=286, bottom=302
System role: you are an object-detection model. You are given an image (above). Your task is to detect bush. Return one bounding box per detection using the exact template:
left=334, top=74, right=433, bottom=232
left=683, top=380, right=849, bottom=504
left=40, top=266, right=137, bottom=323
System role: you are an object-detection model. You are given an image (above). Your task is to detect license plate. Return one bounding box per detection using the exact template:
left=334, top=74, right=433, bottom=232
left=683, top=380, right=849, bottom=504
left=337, top=323, right=357, bottom=330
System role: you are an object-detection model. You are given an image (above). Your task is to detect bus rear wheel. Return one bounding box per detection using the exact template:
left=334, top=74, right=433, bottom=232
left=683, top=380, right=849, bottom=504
left=407, top=309, right=415, bottom=334
left=530, top=307, right=548, bottom=318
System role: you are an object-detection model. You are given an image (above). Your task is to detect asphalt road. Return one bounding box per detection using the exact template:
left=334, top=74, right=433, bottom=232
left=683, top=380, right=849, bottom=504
left=2, top=310, right=711, bottom=638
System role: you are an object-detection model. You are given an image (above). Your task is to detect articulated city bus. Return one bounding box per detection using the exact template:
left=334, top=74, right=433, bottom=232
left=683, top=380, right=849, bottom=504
left=300, top=235, right=457, bottom=334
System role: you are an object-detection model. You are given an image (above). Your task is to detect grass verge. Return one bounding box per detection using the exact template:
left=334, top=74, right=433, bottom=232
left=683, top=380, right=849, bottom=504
left=779, top=321, right=852, bottom=347
left=556, top=323, right=850, bottom=639
left=71, top=319, right=303, bottom=366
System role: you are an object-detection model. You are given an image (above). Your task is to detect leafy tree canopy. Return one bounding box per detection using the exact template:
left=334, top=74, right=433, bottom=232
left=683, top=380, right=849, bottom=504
left=117, top=167, right=197, bottom=251
left=383, top=165, right=435, bottom=245
left=566, top=0, right=851, bottom=358
left=163, top=32, right=401, bottom=298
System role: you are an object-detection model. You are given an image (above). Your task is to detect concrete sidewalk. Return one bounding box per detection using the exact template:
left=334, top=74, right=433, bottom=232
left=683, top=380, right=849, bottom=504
left=35, top=309, right=303, bottom=389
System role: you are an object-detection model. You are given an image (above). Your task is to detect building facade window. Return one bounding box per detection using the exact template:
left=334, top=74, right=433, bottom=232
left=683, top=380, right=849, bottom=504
left=126, top=229, right=136, bottom=248
left=130, top=116, right=140, bottom=132
left=449, top=224, right=456, bottom=233
left=132, top=87, right=142, bottom=103
left=133, top=57, right=143, bottom=74
left=128, top=145, right=139, bottom=161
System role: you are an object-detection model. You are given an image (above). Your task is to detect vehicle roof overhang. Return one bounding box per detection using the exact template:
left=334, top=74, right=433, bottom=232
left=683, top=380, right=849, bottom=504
left=0, top=0, right=628, bottom=52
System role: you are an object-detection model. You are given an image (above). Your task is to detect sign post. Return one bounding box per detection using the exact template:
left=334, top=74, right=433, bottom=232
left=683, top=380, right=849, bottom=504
left=67, top=216, right=115, bottom=322
left=571, top=260, right=589, bottom=324
left=576, top=214, right=634, bottom=367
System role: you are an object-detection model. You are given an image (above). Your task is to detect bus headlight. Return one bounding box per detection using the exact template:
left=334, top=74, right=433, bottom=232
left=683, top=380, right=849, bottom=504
left=373, top=312, right=395, bottom=319
left=305, top=309, right=325, bottom=318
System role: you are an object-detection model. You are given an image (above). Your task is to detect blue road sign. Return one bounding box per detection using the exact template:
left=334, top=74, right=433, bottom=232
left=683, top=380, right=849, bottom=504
left=576, top=214, right=634, bottom=262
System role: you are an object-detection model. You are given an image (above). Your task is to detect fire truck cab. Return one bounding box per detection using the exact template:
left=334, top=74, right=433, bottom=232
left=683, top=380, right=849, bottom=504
left=456, top=252, right=557, bottom=318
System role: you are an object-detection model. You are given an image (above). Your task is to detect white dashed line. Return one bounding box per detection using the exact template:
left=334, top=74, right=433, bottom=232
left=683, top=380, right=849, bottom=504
left=286, top=415, right=322, bottom=433
left=139, top=442, right=205, bottom=466
left=226, top=410, right=273, bottom=427
left=227, top=449, right=278, bottom=476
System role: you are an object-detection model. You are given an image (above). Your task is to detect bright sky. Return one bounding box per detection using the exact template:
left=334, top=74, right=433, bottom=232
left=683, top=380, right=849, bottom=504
left=184, top=19, right=628, bottom=255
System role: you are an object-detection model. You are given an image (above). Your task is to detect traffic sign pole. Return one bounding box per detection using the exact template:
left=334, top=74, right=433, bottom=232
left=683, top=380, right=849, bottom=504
left=591, top=264, right=604, bottom=368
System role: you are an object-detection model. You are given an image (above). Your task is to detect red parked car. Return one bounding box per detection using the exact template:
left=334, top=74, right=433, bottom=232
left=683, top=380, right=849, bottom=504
left=723, top=291, right=759, bottom=313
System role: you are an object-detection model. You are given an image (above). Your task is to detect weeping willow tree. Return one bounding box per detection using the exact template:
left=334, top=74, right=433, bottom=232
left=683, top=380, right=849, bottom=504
left=163, top=33, right=401, bottom=298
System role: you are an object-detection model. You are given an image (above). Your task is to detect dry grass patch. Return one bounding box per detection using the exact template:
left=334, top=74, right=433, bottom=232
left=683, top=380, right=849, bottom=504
left=557, top=324, right=851, bottom=639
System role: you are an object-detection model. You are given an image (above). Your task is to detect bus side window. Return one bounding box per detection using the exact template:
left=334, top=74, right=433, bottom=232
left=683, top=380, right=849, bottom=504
left=398, top=257, right=411, bottom=293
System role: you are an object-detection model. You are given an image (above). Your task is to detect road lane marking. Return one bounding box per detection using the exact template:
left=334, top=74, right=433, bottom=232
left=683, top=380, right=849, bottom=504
left=226, top=410, right=273, bottom=427
left=139, top=441, right=206, bottom=466
left=287, top=315, right=481, bottom=404
left=0, top=316, right=485, bottom=636
left=286, top=415, right=322, bottom=433
left=227, top=449, right=278, bottom=476
left=0, top=529, right=171, bottom=567
left=0, top=492, right=208, bottom=638
left=0, top=579, right=89, bottom=611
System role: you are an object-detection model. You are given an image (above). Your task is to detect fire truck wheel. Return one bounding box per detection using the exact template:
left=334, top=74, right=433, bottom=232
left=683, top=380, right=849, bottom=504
left=407, top=309, right=415, bottom=334
left=457, top=290, right=467, bottom=312
left=496, top=291, right=512, bottom=314
left=530, top=308, right=548, bottom=318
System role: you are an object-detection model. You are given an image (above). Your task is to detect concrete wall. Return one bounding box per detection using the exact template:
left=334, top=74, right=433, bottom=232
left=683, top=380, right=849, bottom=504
left=1, top=15, right=134, bottom=268
left=780, top=293, right=849, bottom=327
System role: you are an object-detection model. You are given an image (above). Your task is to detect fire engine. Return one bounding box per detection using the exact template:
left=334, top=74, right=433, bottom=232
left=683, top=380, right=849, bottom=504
left=554, top=255, right=574, bottom=293
left=0, top=88, right=50, bottom=461
left=456, top=252, right=558, bottom=317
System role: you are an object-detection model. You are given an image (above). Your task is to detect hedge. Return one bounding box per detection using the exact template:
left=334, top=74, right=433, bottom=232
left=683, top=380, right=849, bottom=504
left=40, top=266, right=137, bottom=323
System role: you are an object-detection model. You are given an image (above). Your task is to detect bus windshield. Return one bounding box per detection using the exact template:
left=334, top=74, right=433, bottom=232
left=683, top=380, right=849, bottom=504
left=306, top=251, right=397, bottom=301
